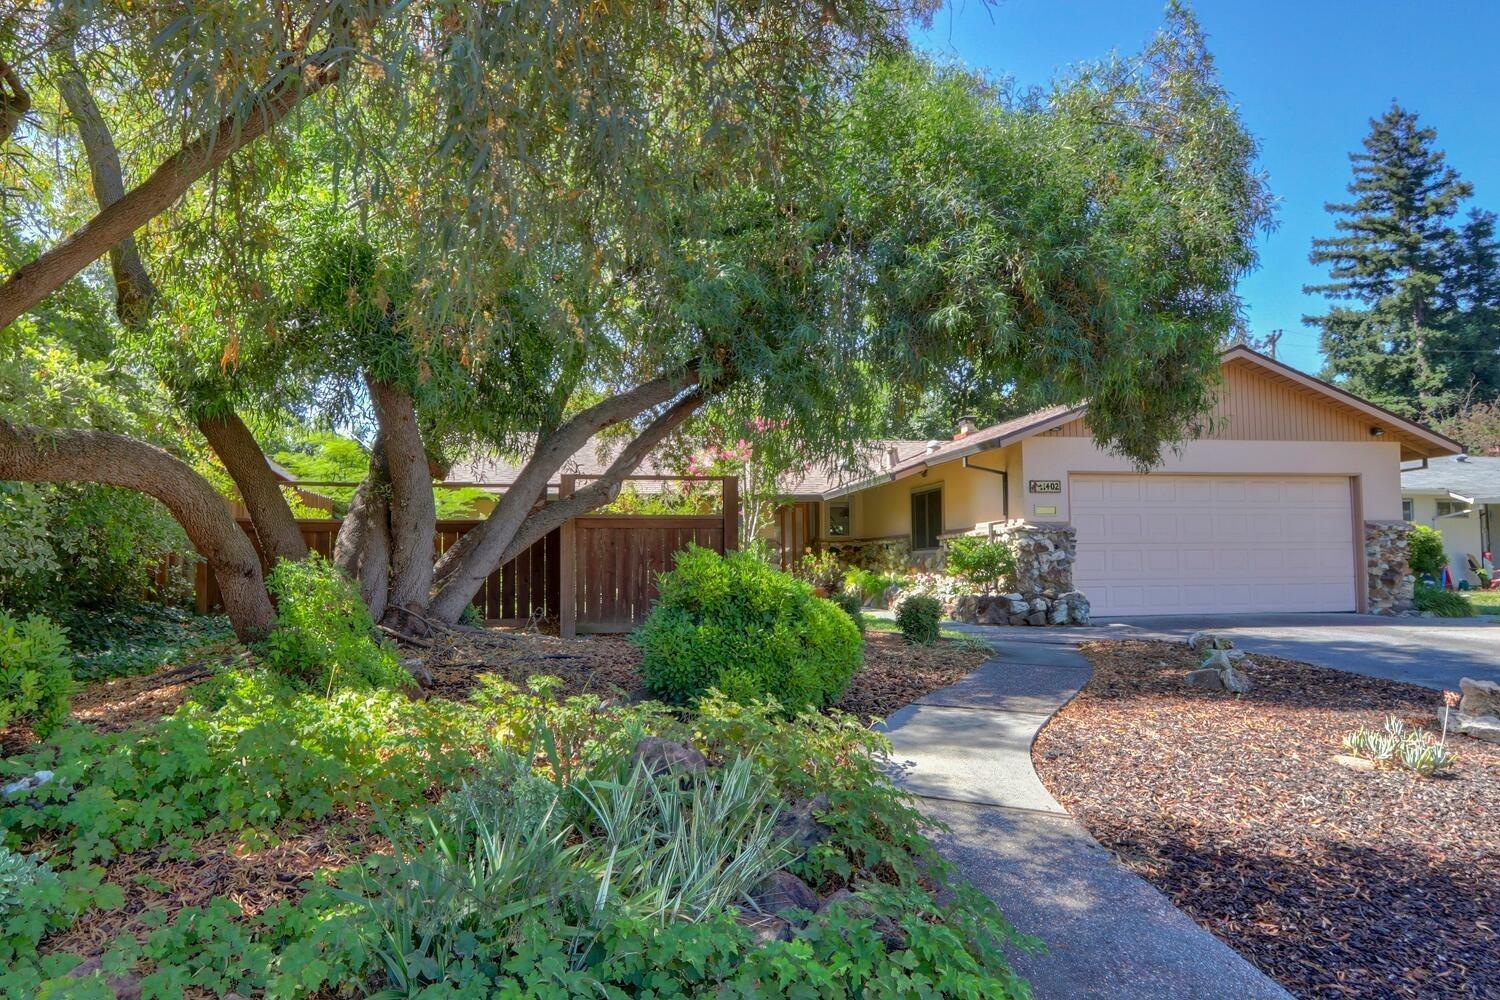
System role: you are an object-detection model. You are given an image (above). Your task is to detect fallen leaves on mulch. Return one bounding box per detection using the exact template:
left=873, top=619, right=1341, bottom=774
left=414, top=626, right=986, bottom=724
left=1033, top=639, right=1499, bottom=1000
left=42, top=812, right=387, bottom=962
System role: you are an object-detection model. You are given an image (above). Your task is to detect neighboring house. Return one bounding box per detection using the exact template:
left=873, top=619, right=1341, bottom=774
left=226, top=458, right=337, bottom=518
left=783, top=346, right=1460, bottom=617
left=1401, top=455, right=1500, bottom=588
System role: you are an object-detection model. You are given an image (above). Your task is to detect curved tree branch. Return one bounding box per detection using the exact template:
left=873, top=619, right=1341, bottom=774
left=0, top=58, right=31, bottom=146
left=50, top=49, right=305, bottom=567
left=428, top=382, right=703, bottom=623
left=0, top=421, right=274, bottom=641
left=196, top=412, right=309, bottom=565
left=427, top=367, right=699, bottom=619
left=499, top=387, right=705, bottom=565
left=0, top=46, right=346, bottom=330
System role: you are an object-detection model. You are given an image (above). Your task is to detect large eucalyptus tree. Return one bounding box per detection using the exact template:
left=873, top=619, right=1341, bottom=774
left=0, top=3, right=1272, bottom=643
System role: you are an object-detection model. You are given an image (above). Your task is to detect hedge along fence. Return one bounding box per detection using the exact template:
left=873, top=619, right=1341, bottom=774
left=189, top=476, right=739, bottom=636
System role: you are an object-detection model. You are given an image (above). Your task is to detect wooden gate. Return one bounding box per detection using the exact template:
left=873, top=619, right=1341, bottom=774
left=557, top=475, right=738, bottom=636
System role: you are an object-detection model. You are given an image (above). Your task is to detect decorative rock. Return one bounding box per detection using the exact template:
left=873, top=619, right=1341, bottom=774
left=3, top=770, right=54, bottom=798
left=734, top=907, right=794, bottom=944
left=748, top=871, right=820, bottom=922
left=1187, top=631, right=1233, bottom=652
left=1025, top=611, right=1047, bottom=626
left=1185, top=668, right=1226, bottom=691
left=1220, top=664, right=1253, bottom=694
left=1438, top=678, right=1500, bottom=743
left=980, top=601, right=1009, bottom=626
left=631, top=738, right=707, bottom=778
left=1332, top=754, right=1376, bottom=772
left=951, top=594, right=980, bottom=624
left=818, top=888, right=909, bottom=951
left=770, top=793, right=832, bottom=855
left=1460, top=677, right=1500, bottom=718
left=1200, top=648, right=1235, bottom=671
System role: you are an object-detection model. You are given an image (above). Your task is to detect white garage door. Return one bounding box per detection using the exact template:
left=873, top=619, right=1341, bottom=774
left=1071, top=475, right=1357, bottom=617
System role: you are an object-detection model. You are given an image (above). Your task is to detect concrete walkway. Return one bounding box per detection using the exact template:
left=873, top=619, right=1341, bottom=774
left=879, top=631, right=1290, bottom=1000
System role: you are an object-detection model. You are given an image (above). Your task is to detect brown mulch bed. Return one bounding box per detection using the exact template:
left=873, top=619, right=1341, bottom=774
left=418, top=626, right=987, bottom=723
left=42, top=811, right=386, bottom=962
left=1033, top=639, right=1499, bottom=1000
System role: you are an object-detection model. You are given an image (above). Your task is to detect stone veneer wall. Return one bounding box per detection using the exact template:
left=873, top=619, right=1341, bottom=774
left=1364, top=520, right=1415, bottom=616
left=987, top=520, right=1077, bottom=595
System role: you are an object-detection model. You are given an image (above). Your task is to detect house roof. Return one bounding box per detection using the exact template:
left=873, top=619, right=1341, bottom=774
left=445, top=436, right=936, bottom=498
left=824, top=346, right=1461, bottom=498
left=1402, top=455, right=1500, bottom=503
left=822, top=406, right=1081, bottom=498
left=446, top=438, right=681, bottom=492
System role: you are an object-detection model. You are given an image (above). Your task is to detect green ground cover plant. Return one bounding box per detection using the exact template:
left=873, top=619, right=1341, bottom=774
left=636, top=546, right=862, bottom=713
left=0, top=609, right=73, bottom=739
left=260, top=555, right=412, bottom=693
left=2, top=671, right=1033, bottom=998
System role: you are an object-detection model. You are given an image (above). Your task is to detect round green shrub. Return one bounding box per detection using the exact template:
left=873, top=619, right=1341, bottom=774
left=1407, top=524, right=1447, bottom=579
left=895, top=594, right=942, bottom=646
left=635, top=546, right=861, bottom=712
left=0, top=609, right=73, bottom=739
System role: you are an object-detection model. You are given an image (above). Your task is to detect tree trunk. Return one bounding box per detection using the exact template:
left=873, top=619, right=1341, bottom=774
left=427, top=383, right=702, bottom=622
left=197, top=412, right=309, bottom=565
left=0, top=47, right=345, bottom=331
left=366, top=376, right=435, bottom=622
left=53, top=52, right=157, bottom=325
left=333, top=446, right=392, bottom=623
left=0, top=422, right=274, bottom=641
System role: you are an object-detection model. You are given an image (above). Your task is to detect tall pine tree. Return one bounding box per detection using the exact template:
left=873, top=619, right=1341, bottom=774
left=1305, top=103, right=1471, bottom=417
left=1432, top=209, right=1500, bottom=405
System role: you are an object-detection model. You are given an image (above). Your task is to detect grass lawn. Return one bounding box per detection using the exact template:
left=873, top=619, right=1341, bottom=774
left=1, top=607, right=1022, bottom=998
left=1035, top=639, right=1498, bottom=1000
left=1467, top=588, right=1500, bottom=612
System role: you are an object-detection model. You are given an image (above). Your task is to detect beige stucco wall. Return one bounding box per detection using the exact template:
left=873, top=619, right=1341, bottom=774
left=848, top=443, right=1020, bottom=549
left=1018, top=437, right=1405, bottom=522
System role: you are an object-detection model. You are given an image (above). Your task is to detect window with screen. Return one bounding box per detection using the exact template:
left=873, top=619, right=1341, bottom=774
left=1436, top=500, right=1471, bottom=517
left=828, top=501, right=851, bottom=537
left=911, top=487, right=943, bottom=550
left=1401, top=498, right=1414, bottom=521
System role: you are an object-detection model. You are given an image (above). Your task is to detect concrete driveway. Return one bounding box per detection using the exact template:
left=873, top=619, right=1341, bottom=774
left=1103, top=612, right=1500, bottom=691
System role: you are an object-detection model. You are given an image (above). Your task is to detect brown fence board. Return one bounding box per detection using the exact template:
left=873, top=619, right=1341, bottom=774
left=195, top=475, right=738, bottom=636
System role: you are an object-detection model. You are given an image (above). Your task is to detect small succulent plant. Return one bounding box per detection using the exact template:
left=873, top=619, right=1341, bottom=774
left=1342, top=716, right=1457, bottom=777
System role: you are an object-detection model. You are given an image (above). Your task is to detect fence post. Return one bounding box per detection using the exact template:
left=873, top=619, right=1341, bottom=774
left=558, top=475, right=578, bottom=638
left=195, top=561, right=210, bottom=616
left=722, top=475, right=739, bottom=553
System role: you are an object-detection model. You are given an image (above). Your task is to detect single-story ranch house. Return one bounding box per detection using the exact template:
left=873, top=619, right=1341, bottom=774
left=781, top=346, right=1461, bottom=617
left=1401, top=454, right=1500, bottom=589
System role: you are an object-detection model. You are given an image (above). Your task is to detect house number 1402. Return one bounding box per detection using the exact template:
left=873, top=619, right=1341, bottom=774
left=1028, top=480, right=1062, bottom=494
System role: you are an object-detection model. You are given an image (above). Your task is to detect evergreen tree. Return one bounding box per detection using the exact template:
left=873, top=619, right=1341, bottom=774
left=1305, top=103, right=1471, bottom=417
left=1432, top=210, right=1500, bottom=403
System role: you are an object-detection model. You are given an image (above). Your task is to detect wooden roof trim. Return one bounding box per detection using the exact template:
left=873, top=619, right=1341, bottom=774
left=1220, top=346, right=1462, bottom=458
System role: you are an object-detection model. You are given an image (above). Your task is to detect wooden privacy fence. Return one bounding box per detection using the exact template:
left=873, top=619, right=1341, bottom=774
left=194, top=476, right=738, bottom=636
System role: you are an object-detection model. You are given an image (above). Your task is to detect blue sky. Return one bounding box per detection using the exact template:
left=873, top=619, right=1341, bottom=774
left=912, top=0, right=1500, bottom=375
